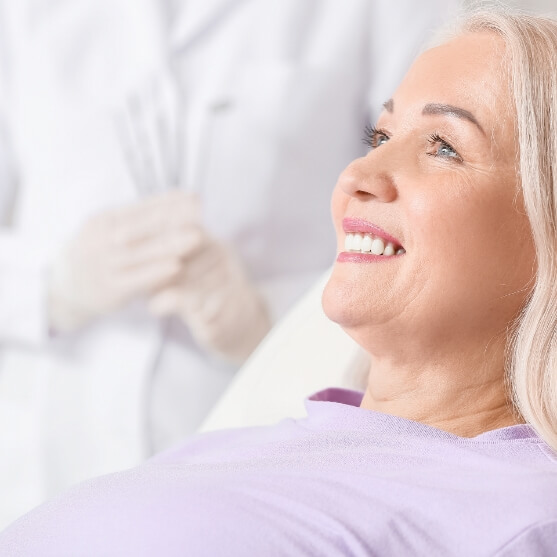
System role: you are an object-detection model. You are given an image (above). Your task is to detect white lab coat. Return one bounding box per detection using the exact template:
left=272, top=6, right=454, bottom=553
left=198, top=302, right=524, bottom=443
left=0, top=0, right=459, bottom=526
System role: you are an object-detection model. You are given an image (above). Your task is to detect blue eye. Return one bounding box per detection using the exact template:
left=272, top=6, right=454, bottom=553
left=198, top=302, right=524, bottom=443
left=363, top=125, right=390, bottom=149
left=427, top=133, right=461, bottom=161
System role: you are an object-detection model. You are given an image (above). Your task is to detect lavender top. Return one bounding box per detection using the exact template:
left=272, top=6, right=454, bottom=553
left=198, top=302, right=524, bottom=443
left=1, top=388, right=556, bottom=556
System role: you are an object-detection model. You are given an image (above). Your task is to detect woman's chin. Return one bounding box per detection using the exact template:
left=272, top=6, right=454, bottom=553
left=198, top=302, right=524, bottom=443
left=322, top=271, right=365, bottom=329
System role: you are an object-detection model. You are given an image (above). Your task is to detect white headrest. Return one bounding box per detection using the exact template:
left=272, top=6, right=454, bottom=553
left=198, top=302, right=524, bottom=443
left=200, top=269, right=369, bottom=432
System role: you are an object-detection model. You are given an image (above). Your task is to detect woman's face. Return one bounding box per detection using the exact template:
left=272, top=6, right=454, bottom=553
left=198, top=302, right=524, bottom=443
left=322, top=32, right=536, bottom=358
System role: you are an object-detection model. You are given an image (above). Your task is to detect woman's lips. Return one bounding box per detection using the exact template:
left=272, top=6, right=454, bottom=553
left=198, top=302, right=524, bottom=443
left=337, top=252, right=399, bottom=263
left=338, top=217, right=405, bottom=263
left=342, top=217, right=402, bottom=247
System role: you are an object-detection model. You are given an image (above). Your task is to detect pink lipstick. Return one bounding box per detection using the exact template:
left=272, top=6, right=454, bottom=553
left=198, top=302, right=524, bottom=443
left=342, top=218, right=402, bottom=247
left=338, top=217, right=405, bottom=263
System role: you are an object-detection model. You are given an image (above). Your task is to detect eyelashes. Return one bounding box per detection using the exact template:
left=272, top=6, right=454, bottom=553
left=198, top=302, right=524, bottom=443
left=426, top=133, right=462, bottom=161
left=362, top=126, right=462, bottom=163
left=362, top=125, right=390, bottom=149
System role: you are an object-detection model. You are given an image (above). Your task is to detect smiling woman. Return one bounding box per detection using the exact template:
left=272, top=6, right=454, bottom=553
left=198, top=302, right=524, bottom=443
left=1, top=8, right=557, bottom=557
left=323, top=28, right=536, bottom=438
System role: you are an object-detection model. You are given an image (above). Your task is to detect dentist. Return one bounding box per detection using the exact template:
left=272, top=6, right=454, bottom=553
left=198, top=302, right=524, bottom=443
left=0, top=0, right=459, bottom=526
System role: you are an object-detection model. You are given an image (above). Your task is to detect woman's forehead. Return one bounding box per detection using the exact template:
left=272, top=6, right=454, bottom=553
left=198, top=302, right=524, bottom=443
left=385, top=32, right=514, bottom=138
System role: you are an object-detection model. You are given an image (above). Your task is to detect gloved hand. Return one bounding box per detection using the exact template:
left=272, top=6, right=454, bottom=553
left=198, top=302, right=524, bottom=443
left=147, top=199, right=271, bottom=365
left=47, top=191, right=203, bottom=333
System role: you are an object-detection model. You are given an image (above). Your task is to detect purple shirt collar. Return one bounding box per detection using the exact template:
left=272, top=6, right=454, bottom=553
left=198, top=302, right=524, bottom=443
left=305, top=388, right=542, bottom=444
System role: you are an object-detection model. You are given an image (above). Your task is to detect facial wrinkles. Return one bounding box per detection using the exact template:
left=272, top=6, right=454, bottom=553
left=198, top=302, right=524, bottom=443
left=376, top=154, right=512, bottom=341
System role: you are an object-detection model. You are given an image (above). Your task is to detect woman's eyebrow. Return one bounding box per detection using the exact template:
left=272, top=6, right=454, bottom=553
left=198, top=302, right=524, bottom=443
left=383, top=99, right=394, bottom=112
left=422, top=103, right=485, bottom=135
left=381, top=99, right=485, bottom=136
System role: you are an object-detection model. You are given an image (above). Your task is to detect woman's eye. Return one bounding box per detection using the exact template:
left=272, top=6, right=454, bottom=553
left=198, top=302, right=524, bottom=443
left=376, top=134, right=389, bottom=147
left=363, top=125, right=390, bottom=149
left=427, top=133, right=462, bottom=162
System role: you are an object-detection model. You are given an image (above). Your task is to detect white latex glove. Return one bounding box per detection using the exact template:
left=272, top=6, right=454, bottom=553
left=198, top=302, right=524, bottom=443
left=148, top=202, right=271, bottom=364
left=47, top=191, right=203, bottom=333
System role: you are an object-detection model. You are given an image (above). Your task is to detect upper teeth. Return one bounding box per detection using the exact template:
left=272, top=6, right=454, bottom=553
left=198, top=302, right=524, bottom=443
left=344, top=233, right=405, bottom=256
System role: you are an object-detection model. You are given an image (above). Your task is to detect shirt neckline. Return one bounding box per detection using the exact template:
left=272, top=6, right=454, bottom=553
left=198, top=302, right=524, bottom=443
left=304, top=388, right=541, bottom=444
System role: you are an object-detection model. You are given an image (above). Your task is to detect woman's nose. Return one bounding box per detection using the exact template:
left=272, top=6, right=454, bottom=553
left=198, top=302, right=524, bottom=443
left=337, top=153, right=398, bottom=203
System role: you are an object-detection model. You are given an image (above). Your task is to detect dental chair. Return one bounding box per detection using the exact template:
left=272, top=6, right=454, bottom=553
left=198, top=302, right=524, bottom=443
left=200, top=270, right=369, bottom=432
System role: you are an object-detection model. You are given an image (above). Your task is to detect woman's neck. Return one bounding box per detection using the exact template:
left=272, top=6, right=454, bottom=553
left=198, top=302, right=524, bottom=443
left=359, top=351, right=523, bottom=437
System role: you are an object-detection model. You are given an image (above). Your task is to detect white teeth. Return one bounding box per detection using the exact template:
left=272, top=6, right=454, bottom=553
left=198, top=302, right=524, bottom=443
left=352, top=233, right=363, bottom=251
left=383, top=243, right=395, bottom=256
left=361, top=235, right=373, bottom=253
left=344, top=233, right=404, bottom=257
left=371, top=238, right=385, bottom=255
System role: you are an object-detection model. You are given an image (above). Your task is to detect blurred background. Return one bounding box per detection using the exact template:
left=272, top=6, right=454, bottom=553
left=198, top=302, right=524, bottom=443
left=0, top=0, right=554, bottom=529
